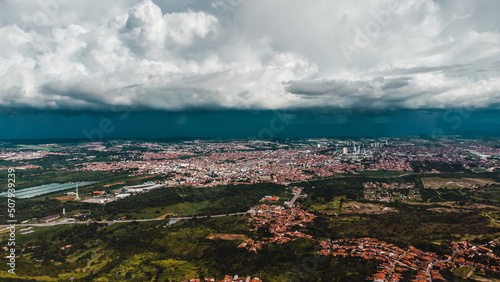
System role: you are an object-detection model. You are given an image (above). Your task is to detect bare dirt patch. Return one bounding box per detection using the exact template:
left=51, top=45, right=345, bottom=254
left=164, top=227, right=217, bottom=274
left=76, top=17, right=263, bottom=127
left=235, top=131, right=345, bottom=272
left=464, top=203, right=500, bottom=210
left=55, top=195, right=76, bottom=200
left=156, top=213, right=176, bottom=220
left=134, top=174, right=159, bottom=180
left=429, top=207, right=464, bottom=213
left=341, top=202, right=395, bottom=214
left=103, top=182, right=125, bottom=187
left=428, top=202, right=500, bottom=213
left=103, top=175, right=159, bottom=188
left=207, top=234, right=247, bottom=240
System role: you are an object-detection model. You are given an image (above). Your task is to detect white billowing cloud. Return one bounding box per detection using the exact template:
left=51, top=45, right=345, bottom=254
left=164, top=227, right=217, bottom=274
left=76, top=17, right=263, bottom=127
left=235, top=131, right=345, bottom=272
left=0, top=0, right=499, bottom=111
left=121, top=0, right=218, bottom=52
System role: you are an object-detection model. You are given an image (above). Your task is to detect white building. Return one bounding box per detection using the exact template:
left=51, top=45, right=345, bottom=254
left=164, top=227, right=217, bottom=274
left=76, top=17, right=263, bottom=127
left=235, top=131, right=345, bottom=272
left=116, top=193, right=131, bottom=200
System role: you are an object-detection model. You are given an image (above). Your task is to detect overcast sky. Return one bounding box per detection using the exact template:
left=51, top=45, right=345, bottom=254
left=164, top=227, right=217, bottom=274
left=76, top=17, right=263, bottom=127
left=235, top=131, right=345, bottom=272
left=1, top=0, right=500, bottom=112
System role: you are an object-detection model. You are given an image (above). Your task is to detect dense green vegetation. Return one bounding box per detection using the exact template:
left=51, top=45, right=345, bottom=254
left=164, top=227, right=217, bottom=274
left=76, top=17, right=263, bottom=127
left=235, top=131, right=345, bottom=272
left=309, top=209, right=499, bottom=254
left=0, top=216, right=378, bottom=281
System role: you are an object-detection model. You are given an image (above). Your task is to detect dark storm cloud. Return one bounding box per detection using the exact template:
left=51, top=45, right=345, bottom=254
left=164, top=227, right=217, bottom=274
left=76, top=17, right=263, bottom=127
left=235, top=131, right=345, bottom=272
left=285, top=77, right=412, bottom=98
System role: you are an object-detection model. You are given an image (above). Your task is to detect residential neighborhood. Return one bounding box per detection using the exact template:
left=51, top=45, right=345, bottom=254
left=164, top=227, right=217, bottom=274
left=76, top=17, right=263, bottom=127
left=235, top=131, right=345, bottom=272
left=240, top=203, right=315, bottom=252
left=317, top=237, right=500, bottom=281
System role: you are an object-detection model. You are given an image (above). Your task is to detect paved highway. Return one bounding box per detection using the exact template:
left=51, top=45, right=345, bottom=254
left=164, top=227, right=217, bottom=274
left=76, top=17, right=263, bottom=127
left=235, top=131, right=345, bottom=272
left=0, top=212, right=247, bottom=229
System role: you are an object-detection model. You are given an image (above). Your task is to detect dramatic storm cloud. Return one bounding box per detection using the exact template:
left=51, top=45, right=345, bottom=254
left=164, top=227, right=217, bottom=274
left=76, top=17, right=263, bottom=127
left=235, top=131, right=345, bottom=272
left=1, top=0, right=500, bottom=111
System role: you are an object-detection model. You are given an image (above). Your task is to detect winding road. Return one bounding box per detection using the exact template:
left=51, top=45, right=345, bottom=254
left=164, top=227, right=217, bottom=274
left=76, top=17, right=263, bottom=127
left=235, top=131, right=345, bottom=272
left=0, top=212, right=248, bottom=229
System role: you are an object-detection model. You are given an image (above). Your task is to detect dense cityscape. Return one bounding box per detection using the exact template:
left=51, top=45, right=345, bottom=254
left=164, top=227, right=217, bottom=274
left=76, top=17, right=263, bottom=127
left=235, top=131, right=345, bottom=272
left=1, top=137, right=500, bottom=281
left=2, top=138, right=498, bottom=188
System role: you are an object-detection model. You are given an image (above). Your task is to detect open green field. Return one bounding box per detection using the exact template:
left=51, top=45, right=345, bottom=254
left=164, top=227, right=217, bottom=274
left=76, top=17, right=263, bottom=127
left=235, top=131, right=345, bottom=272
left=422, top=177, right=499, bottom=189
left=423, top=186, right=500, bottom=206
left=310, top=195, right=346, bottom=214
left=115, top=201, right=213, bottom=219
left=0, top=225, right=75, bottom=245
left=452, top=266, right=473, bottom=279
left=16, top=145, right=63, bottom=151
